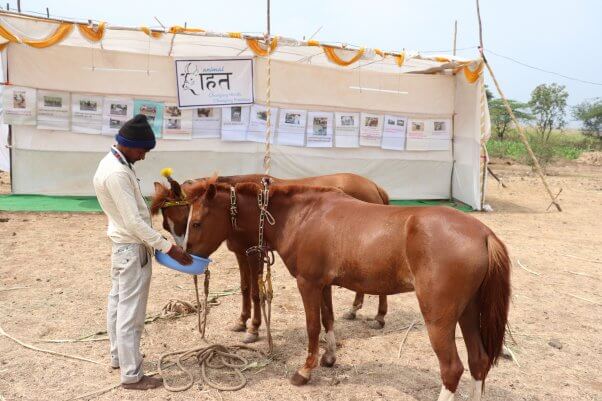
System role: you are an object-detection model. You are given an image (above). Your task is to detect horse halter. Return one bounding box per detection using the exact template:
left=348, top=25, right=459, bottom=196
left=161, top=199, right=190, bottom=208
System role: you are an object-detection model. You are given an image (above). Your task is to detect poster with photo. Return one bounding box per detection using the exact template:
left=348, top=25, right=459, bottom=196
left=427, top=119, right=451, bottom=150
left=334, top=112, right=360, bottom=148
left=2, top=86, right=37, bottom=125
left=381, top=114, right=408, bottom=151
left=276, top=109, right=307, bottom=147
left=71, top=94, right=103, bottom=134
left=192, top=107, right=221, bottom=139
left=405, top=119, right=428, bottom=151
left=102, top=98, right=134, bottom=135
left=134, top=100, right=164, bottom=138
left=221, top=105, right=250, bottom=141
left=247, top=104, right=278, bottom=143
left=162, top=104, right=193, bottom=140
left=359, top=113, right=383, bottom=147
left=37, top=90, right=70, bottom=131
left=306, top=112, right=334, bottom=148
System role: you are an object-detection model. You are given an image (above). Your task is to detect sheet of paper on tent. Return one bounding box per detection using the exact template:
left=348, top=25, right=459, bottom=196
left=162, top=104, right=193, bottom=140
left=405, top=119, right=430, bottom=151
left=134, top=99, right=164, bottom=138
left=37, top=90, right=70, bottom=131
left=192, top=107, right=221, bottom=139
left=276, top=109, right=307, bottom=147
left=102, top=98, right=134, bottom=136
left=334, top=112, right=360, bottom=148
left=381, top=115, right=408, bottom=151
left=2, top=86, right=37, bottom=125
left=221, top=105, right=250, bottom=141
left=306, top=112, right=334, bottom=148
left=71, top=94, right=103, bottom=135
left=247, top=104, right=278, bottom=143
left=426, top=119, right=452, bottom=151
left=359, top=112, right=383, bottom=147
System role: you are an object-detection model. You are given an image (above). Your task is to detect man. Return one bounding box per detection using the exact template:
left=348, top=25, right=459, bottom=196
left=93, top=114, right=192, bottom=390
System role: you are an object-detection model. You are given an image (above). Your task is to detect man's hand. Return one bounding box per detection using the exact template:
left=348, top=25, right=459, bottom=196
left=167, top=245, right=193, bottom=265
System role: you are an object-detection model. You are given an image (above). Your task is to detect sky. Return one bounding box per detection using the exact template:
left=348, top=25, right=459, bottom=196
left=7, top=0, right=602, bottom=124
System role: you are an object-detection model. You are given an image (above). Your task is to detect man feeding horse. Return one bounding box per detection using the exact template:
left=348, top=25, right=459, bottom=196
left=184, top=177, right=511, bottom=401
left=93, top=114, right=192, bottom=390
left=151, top=173, right=391, bottom=344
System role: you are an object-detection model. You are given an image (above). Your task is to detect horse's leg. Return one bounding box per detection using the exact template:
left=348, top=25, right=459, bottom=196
left=230, top=252, right=250, bottom=332
left=342, top=292, right=364, bottom=320
left=459, top=299, right=490, bottom=401
left=424, top=319, right=463, bottom=401
left=320, top=285, right=336, bottom=367
left=291, top=278, right=323, bottom=386
left=367, top=295, right=388, bottom=329
left=243, top=257, right=262, bottom=344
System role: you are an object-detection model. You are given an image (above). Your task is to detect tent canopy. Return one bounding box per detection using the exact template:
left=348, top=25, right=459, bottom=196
left=0, top=10, right=488, bottom=210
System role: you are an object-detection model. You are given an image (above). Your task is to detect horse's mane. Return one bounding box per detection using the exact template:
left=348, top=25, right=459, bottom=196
left=186, top=177, right=344, bottom=202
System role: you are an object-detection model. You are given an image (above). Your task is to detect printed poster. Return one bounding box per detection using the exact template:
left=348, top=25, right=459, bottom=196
left=162, top=104, right=193, bottom=140
left=359, top=113, right=383, bottom=147
left=381, top=115, right=407, bottom=151
left=192, top=107, right=221, bottom=139
left=428, top=119, right=452, bottom=150
left=71, top=94, right=103, bottom=134
left=134, top=99, right=164, bottom=138
left=1, top=86, right=37, bottom=125
left=175, top=58, right=254, bottom=107
left=247, top=104, right=278, bottom=143
left=405, top=119, right=427, bottom=150
left=276, top=109, right=307, bottom=147
left=102, top=98, right=134, bottom=136
left=37, top=90, right=70, bottom=131
left=306, top=112, right=334, bottom=148
left=221, top=105, right=250, bottom=141
left=334, top=112, right=360, bottom=148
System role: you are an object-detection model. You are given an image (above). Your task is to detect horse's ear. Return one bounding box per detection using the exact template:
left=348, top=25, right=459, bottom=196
left=168, top=177, right=184, bottom=200
left=154, top=182, right=167, bottom=196
left=206, top=183, right=216, bottom=200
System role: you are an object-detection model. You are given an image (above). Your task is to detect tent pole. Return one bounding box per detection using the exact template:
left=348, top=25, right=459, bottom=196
left=475, top=0, right=561, bottom=211
left=453, top=20, right=457, bottom=56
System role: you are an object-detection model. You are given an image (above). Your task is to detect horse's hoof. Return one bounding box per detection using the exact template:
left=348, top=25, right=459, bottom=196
left=290, top=371, right=309, bottom=386
left=342, top=311, right=356, bottom=320
left=230, top=321, right=247, bottom=332
left=320, top=353, right=336, bottom=367
left=242, top=332, right=259, bottom=344
left=367, top=319, right=385, bottom=329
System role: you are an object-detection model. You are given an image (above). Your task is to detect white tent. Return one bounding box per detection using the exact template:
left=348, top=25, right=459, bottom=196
left=0, top=10, right=490, bottom=209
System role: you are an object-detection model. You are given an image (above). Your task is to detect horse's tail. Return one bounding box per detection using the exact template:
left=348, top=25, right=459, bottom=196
left=375, top=184, right=390, bottom=205
left=479, top=234, right=511, bottom=371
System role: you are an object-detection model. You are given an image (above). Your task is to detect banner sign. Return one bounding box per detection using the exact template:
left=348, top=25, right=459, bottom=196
left=175, top=58, right=254, bottom=108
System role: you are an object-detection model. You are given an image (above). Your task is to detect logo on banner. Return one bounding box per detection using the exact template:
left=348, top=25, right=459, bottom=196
left=175, top=58, right=254, bottom=108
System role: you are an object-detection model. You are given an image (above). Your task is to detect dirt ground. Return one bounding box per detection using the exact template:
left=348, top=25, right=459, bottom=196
left=0, top=159, right=601, bottom=401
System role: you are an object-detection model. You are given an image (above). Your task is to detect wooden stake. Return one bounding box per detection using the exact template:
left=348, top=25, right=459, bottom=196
left=475, top=0, right=562, bottom=212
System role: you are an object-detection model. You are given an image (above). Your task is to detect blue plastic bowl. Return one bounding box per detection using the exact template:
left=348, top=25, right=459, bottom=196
left=154, top=250, right=211, bottom=275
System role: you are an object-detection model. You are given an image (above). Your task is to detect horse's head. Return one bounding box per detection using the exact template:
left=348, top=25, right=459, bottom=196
left=151, top=178, right=192, bottom=246
left=185, top=178, right=233, bottom=258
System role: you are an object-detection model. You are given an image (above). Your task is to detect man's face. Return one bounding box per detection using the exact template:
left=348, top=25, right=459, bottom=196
left=120, top=146, right=150, bottom=164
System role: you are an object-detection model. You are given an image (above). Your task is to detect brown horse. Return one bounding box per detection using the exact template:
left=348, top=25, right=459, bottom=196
left=184, top=179, right=511, bottom=400
left=151, top=173, right=390, bottom=343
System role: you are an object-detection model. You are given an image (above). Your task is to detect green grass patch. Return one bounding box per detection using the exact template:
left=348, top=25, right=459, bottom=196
left=486, top=128, right=602, bottom=164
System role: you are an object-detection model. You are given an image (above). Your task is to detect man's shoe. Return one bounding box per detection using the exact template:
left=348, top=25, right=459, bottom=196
left=122, top=375, right=163, bottom=390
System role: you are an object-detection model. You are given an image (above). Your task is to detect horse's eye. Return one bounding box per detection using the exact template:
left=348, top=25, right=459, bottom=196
left=191, top=221, right=202, bottom=229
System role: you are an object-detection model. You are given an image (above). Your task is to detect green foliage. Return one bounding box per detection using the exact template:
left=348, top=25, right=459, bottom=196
left=488, top=98, right=533, bottom=140
left=573, top=98, right=602, bottom=138
left=529, top=83, right=569, bottom=142
left=486, top=128, right=602, bottom=166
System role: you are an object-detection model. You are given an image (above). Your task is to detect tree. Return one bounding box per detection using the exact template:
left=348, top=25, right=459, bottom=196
left=529, top=83, right=569, bottom=142
left=573, top=98, right=602, bottom=138
left=489, top=98, right=533, bottom=140
left=485, top=84, right=494, bottom=102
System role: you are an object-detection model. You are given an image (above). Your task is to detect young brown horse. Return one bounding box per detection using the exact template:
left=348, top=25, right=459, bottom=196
left=184, top=179, right=511, bottom=401
left=151, top=173, right=390, bottom=344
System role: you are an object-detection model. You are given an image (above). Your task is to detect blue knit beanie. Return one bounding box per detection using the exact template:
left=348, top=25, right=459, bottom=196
left=115, top=114, right=156, bottom=150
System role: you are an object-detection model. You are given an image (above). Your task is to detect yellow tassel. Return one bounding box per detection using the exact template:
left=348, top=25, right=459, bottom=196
left=160, top=167, right=173, bottom=178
